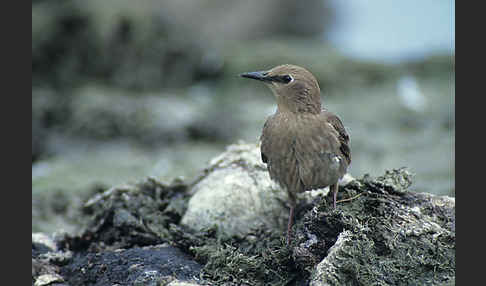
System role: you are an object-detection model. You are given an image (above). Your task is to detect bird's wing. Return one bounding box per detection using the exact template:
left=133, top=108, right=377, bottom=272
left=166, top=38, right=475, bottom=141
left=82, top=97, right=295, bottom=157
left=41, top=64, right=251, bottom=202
left=260, top=116, right=273, bottom=164
left=325, top=112, right=351, bottom=165
left=294, top=112, right=350, bottom=190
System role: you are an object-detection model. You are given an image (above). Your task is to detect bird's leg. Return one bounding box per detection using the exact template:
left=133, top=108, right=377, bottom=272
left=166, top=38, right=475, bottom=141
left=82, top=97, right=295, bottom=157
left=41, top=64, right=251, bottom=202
left=332, top=183, right=339, bottom=209
left=286, top=197, right=296, bottom=245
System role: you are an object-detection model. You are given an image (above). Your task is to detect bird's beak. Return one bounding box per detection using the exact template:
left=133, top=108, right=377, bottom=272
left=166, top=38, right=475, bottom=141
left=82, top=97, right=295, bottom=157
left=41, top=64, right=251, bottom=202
left=240, top=71, right=271, bottom=82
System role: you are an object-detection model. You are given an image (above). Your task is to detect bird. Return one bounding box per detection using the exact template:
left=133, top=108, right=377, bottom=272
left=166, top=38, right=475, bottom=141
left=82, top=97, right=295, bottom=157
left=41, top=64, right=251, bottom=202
left=240, top=64, right=351, bottom=244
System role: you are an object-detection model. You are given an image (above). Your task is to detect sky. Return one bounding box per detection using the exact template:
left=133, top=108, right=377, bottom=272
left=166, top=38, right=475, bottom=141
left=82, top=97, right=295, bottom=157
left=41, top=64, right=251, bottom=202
left=326, top=0, right=455, bottom=63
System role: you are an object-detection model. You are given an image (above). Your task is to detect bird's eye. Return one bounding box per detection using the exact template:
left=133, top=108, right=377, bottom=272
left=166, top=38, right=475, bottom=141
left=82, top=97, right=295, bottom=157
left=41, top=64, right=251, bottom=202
left=282, top=75, right=292, bottom=84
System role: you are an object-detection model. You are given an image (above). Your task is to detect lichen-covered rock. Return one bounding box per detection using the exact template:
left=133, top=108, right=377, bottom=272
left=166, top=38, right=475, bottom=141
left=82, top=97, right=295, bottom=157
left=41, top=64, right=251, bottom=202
left=292, top=168, right=455, bottom=285
left=31, top=143, right=454, bottom=285
left=181, top=152, right=455, bottom=285
left=79, top=176, right=191, bottom=249
left=181, top=142, right=289, bottom=237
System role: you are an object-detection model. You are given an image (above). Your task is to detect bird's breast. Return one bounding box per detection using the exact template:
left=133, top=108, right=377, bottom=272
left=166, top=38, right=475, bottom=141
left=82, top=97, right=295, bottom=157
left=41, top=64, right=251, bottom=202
left=261, top=112, right=347, bottom=192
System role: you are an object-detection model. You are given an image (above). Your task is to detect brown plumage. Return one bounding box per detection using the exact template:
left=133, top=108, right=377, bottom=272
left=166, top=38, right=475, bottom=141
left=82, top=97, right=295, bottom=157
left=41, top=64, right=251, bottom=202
left=240, top=64, right=351, bottom=244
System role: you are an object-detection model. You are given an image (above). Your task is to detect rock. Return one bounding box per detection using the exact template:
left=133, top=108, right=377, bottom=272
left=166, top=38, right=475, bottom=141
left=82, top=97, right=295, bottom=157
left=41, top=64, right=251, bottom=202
left=60, top=244, right=203, bottom=286
left=78, top=176, right=191, bottom=250
left=32, top=240, right=204, bottom=286
left=181, top=145, right=454, bottom=285
left=32, top=86, right=240, bottom=149
left=32, top=233, right=58, bottom=253
left=293, top=168, right=455, bottom=285
left=181, top=142, right=288, bottom=237
left=31, top=143, right=454, bottom=285
left=181, top=142, right=354, bottom=238
left=68, top=88, right=204, bottom=143
left=32, top=176, right=207, bottom=286
left=32, top=233, right=72, bottom=286
left=34, top=274, right=64, bottom=286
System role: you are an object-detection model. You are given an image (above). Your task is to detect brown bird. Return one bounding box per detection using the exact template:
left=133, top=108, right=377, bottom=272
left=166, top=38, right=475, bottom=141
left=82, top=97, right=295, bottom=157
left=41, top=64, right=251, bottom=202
left=240, top=64, right=351, bottom=244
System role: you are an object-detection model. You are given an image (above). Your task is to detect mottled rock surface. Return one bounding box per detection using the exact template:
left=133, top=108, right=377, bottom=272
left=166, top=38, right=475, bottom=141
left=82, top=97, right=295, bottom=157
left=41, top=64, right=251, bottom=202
left=32, top=143, right=455, bottom=286
left=181, top=142, right=287, bottom=237
left=296, top=169, right=456, bottom=285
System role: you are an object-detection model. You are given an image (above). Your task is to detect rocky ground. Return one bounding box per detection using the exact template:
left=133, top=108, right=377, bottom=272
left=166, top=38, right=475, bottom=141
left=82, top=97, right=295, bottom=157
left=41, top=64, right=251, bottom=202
left=32, top=143, right=455, bottom=286
left=32, top=1, right=454, bottom=284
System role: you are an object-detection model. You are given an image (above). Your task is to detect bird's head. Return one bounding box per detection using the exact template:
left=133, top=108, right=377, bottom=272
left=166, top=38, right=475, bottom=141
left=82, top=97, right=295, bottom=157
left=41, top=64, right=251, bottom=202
left=240, top=64, right=321, bottom=114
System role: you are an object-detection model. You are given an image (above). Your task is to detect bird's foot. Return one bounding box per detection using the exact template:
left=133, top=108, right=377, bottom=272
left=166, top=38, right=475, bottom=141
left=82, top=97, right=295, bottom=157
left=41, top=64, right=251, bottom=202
left=286, top=204, right=295, bottom=245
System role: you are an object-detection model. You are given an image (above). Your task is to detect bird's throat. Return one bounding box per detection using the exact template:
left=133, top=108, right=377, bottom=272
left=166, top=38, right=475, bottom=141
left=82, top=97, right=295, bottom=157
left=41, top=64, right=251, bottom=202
left=276, top=94, right=321, bottom=115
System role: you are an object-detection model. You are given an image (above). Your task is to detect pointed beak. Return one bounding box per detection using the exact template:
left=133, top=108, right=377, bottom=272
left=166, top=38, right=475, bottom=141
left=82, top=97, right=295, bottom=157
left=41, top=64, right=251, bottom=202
left=240, top=71, right=270, bottom=82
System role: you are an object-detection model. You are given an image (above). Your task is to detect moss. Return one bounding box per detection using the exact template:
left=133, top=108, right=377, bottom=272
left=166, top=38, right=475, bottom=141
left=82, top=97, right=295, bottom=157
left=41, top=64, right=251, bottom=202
left=294, top=168, right=455, bottom=285
left=62, top=176, right=192, bottom=250
left=57, top=168, right=454, bottom=285
left=180, top=168, right=454, bottom=286
left=192, top=229, right=300, bottom=286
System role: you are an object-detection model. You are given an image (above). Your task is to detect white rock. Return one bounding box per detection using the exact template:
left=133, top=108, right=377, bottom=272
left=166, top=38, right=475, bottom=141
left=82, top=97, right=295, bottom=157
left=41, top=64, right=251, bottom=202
left=181, top=142, right=287, bottom=237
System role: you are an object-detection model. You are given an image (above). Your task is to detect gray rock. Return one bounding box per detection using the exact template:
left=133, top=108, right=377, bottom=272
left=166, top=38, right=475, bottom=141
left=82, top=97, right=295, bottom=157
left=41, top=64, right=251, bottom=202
left=69, top=90, right=204, bottom=143
left=80, top=177, right=191, bottom=249
left=34, top=274, right=64, bottom=286
left=32, top=233, right=58, bottom=252
left=294, top=168, right=456, bottom=286
left=182, top=142, right=287, bottom=237
left=32, top=233, right=74, bottom=286
left=181, top=142, right=353, bottom=238
left=59, top=244, right=203, bottom=286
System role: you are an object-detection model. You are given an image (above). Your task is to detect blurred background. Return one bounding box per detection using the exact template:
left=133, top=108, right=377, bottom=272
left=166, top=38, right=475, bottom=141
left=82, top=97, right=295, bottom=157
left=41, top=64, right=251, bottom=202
left=32, top=0, right=455, bottom=233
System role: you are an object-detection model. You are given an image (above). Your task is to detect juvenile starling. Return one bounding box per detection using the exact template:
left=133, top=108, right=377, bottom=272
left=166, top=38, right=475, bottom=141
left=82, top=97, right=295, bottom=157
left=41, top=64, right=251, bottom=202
left=240, top=64, right=351, bottom=244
